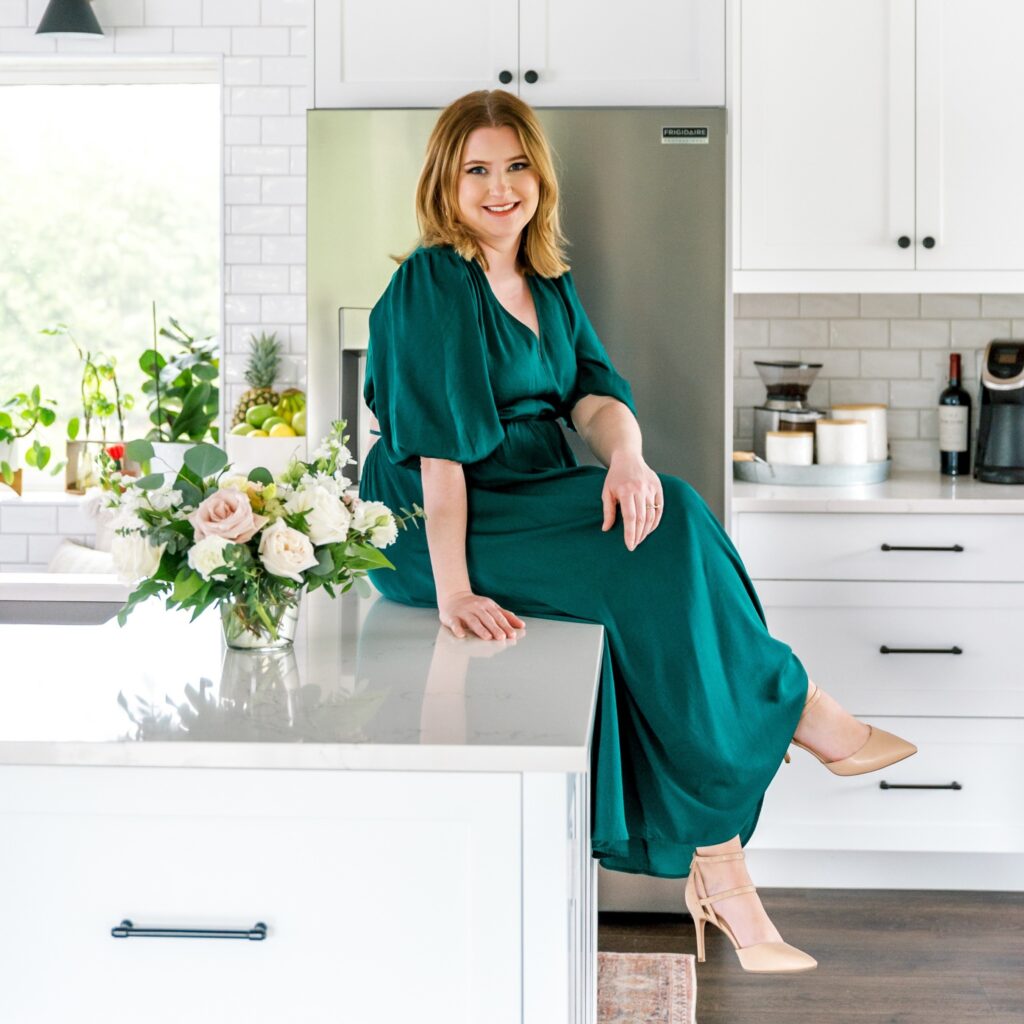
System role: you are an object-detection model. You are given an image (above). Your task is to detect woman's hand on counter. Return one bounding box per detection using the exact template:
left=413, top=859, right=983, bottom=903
left=438, top=589, right=526, bottom=641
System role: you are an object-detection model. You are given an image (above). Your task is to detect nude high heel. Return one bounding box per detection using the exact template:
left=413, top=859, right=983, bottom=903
left=783, top=681, right=918, bottom=776
left=683, top=850, right=817, bottom=973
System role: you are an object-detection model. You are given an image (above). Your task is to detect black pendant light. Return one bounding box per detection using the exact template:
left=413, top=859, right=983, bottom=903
left=36, top=0, right=103, bottom=36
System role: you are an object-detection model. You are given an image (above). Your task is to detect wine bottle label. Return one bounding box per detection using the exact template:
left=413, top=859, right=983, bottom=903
left=938, top=406, right=968, bottom=452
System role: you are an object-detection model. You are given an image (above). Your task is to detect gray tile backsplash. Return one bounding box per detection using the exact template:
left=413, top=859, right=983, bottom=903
left=733, top=293, right=1008, bottom=471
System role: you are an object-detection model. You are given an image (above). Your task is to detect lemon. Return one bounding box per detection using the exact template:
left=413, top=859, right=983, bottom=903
left=248, top=429, right=269, bottom=438
left=268, top=423, right=297, bottom=438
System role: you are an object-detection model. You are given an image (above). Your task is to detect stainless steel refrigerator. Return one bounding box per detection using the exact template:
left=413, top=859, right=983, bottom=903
left=306, top=106, right=731, bottom=524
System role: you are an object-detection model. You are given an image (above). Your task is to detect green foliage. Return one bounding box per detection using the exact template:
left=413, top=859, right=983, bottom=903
left=0, top=385, right=62, bottom=474
left=140, top=302, right=220, bottom=444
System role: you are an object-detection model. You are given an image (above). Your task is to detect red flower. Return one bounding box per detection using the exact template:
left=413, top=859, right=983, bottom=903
left=106, top=444, right=125, bottom=462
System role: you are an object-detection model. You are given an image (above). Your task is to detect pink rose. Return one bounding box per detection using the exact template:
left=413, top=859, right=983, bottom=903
left=187, top=488, right=268, bottom=544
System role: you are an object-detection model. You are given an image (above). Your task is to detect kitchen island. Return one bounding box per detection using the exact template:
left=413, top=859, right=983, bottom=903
left=0, top=584, right=605, bottom=1023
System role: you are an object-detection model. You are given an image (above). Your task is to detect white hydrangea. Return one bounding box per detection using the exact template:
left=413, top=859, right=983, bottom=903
left=187, top=535, right=234, bottom=581
left=145, top=483, right=184, bottom=512
left=351, top=499, right=398, bottom=549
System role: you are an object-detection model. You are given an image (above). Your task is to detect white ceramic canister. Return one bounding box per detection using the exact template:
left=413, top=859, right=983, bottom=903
left=765, top=430, right=814, bottom=465
left=829, top=403, right=888, bottom=461
left=815, top=418, right=869, bottom=465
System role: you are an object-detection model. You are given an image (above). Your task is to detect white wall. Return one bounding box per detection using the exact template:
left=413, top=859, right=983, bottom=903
left=0, top=0, right=312, bottom=570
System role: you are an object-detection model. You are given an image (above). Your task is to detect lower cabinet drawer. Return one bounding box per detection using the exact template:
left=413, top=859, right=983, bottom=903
left=754, top=716, right=1024, bottom=855
left=0, top=766, right=521, bottom=1024
left=756, top=579, right=1024, bottom=718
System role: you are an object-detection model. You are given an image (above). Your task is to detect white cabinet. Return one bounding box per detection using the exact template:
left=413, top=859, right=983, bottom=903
left=0, top=765, right=595, bottom=1024
left=730, top=501, right=1024, bottom=888
left=734, top=0, right=1024, bottom=291
left=314, top=0, right=725, bottom=108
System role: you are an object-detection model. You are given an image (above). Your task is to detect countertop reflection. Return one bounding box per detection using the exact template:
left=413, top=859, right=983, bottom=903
left=0, top=588, right=604, bottom=772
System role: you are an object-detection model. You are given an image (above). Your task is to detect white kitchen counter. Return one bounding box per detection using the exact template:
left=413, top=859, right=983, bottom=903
left=731, top=468, right=1024, bottom=513
left=0, top=584, right=605, bottom=773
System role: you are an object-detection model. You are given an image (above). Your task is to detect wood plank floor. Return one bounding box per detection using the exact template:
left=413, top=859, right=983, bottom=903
left=598, top=889, right=1024, bottom=1024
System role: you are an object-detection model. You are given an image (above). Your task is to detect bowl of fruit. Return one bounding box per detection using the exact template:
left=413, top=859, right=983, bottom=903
left=225, top=332, right=308, bottom=476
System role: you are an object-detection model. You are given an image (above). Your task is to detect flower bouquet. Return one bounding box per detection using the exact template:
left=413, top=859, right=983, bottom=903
left=106, top=420, right=423, bottom=649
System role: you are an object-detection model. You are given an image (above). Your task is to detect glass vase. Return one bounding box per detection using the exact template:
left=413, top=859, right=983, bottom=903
left=220, top=592, right=302, bottom=650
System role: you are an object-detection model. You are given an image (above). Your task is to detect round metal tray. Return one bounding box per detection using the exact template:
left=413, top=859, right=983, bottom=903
left=733, top=458, right=892, bottom=486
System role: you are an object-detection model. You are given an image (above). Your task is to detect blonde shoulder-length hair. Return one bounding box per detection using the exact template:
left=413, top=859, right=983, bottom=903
left=401, top=89, right=570, bottom=278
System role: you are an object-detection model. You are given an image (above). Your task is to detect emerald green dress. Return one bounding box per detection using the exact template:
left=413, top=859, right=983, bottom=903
left=360, top=244, right=809, bottom=878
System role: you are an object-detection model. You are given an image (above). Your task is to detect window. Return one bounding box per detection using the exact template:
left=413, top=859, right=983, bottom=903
left=0, top=58, right=221, bottom=491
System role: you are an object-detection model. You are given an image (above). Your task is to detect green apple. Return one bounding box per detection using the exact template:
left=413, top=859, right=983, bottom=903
left=245, top=403, right=276, bottom=428
left=230, top=422, right=256, bottom=436
left=291, top=408, right=307, bottom=436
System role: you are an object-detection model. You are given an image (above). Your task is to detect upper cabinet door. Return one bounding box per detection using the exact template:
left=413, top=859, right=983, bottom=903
left=738, top=0, right=916, bottom=271
left=518, top=0, right=725, bottom=106
left=314, top=0, right=518, bottom=108
left=916, top=0, right=1024, bottom=271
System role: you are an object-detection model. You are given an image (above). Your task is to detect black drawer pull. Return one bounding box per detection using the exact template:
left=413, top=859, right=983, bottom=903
left=111, top=919, right=267, bottom=941
left=880, top=543, right=964, bottom=552
left=880, top=645, right=963, bottom=655
left=879, top=781, right=962, bottom=791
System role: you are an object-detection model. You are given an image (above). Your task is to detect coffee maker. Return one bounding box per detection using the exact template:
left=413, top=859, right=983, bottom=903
left=752, top=361, right=827, bottom=460
left=975, top=339, right=1024, bottom=483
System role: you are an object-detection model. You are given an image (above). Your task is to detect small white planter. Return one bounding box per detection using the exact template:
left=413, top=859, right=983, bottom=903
left=149, top=441, right=193, bottom=478
left=225, top=434, right=307, bottom=479
left=0, top=438, right=21, bottom=494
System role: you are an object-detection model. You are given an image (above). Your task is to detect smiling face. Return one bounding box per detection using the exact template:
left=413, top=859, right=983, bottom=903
left=456, top=124, right=541, bottom=255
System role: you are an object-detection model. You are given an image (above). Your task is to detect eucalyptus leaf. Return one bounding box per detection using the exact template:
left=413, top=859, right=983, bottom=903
left=183, top=442, right=228, bottom=479
left=125, top=438, right=154, bottom=463
left=247, top=467, right=273, bottom=485
left=135, top=473, right=166, bottom=490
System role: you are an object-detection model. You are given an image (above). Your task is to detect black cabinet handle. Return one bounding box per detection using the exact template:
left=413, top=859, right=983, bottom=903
left=880, top=543, right=964, bottom=552
left=898, top=235, right=911, bottom=248
left=498, top=70, right=513, bottom=84
left=880, top=781, right=962, bottom=790
left=880, top=644, right=963, bottom=655
left=111, top=919, right=267, bottom=941
left=524, top=70, right=539, bottom=84
left=922, top=236, right=936, bottom=248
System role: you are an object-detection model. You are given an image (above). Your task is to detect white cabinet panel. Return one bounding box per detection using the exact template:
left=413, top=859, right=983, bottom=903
left=757, top=579, right=1024, bottom=718
left=519, top=0, right=725, bottom=106
left=759, top=716, right=1024, bottom=854
left=734, top=512, right=1024, bottom=582
left=916, top=0, right=1024, bottom=270
left=738, top=0, right=915, bottom=270
left=314, top=0, right=518, bottom=108
left=0, top=767, right=521, bottom=1024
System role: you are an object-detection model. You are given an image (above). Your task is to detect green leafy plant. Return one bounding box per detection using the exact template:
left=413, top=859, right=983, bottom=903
left=140, top=301, right=220, bottom=444
left=40, top=323, right=135, bottom=442
left=0, top=385, right=63, bottom=485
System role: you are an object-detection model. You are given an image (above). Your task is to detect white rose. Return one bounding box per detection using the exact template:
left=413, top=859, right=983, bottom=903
left=351, top=499, right=398, bottom=549
left=284, top=481, right=352, bottom=545
left=111, top=532, right=166, bottom=584
left=258, top=520, right=318, bottom=582
left=187, top=535, right=234, bottom=581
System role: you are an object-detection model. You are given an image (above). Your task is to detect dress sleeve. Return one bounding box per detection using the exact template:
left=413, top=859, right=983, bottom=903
left=559, top=270, right=638, bottom=432
left=364, top=248, right=505, bottom=468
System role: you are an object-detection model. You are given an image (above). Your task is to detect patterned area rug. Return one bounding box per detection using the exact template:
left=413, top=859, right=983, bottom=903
left=598, top=952, right=697, bottom=1023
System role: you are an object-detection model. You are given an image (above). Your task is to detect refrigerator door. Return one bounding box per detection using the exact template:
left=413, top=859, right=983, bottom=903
left=307, top=107, right=729, bottom=520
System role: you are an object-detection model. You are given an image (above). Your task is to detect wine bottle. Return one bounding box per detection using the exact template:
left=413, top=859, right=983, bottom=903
left=938, top=352, right=972, bottom=476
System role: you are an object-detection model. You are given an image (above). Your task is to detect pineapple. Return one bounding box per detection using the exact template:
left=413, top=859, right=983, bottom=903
left=232, top=331, right=282, bottom=427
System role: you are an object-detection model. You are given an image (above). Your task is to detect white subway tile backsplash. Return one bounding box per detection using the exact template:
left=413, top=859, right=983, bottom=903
left=886, top=410, right=918, bottom=440
left=738, top=348, right=800, bottom=377
left=733, top=319, right=768, bottom=349
left=0, top=534, right=27, bottom=561
left=798, top=294, right=859, bottom=318
left=919, top=409, right=938, bottom=440
left=224, top=115, right=260, bottom=144
left=261, top=234, right=304, bottom=263
left=289, top=264, right=306, bottom=294
left=890, top=319, right=950, bottom=349
left=889, top=439, right=938, bottom=471
left=261, top=115, right=306, bottom=145
left=2, top=505, right=57, bottom=533
left=289, top=85, right=312, bottom=115
left=0, top=25, right=55, bottom=48
left=738, top=294, right=799, bottom=318
left=57, top=33, right=115, bottom=52
left=230, top=263, right=290, bottom=293
left=224, top=174, right=261, bottom=203
left=889, top=380, right=938, bottom=408
left=229, top=145, right=290, bottom=175
left=260, top=174, right=304, bottom=203
left=859, top=293, right=919, bottom=318
left=289, top=145, right=306, bottom=175
left=828, top=379, right=888, bottom=405
left=202, top=0, right=260, bottom=26
left=28, top=533, right=65, bottom=563
left=232, top=25, right=289, bottom=54
left=290, top=25, right=308, bottom=57
left=0, top=2, right=27, bottom=27
left=113, top=26, right=173, bottom=50
left=769, top=319, right=827, bottom=347
left=94, top=1, right=145, bottom=27
left=146, top=0, right=201, bottom=25
left=950, top=319, right=1011, bottom=347
left=57, top=504, right=96, bottom=533
left=919, top=294, right=981, bottom=318
left=261, top=0, right=308, bottom=26
left=223, top=54, right=260, bottom=84
left=225, top=234, right=261, bottom=262
left=288, top=205, right=305, bottom=234
left=261, top=55, right=308, bottom=85
left=861, top=350, right=920, bottom=379
left=829, top=319, right=888, bottom=348
left=261, top=293, right=305, bottom=323
left=230, top=84, right=290, bottom=115
left=981, top=294, right=1024, bottom=317
left=229, top=203, right=290, bottom=233
left=225, top=293, right=261, bottom=322
left=172, top=26, right=231, bottom=51
left=797, top=348, right=859, bottom=378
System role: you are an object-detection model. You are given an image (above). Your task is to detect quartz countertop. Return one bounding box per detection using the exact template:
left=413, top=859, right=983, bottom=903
left=0, top=583, right=604, bottom=773
left=731, top=469, right=1024, bottom=514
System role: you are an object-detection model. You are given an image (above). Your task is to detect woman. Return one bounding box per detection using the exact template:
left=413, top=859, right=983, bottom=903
left=359, top=90, right=917, bottom=974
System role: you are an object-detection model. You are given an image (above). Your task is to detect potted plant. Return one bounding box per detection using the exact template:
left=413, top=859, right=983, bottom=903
left=139, top=301, right=220, bottom=477
left=0, top=385, right=61, bottom=496
left=42, top=323, right=136, bottom=494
